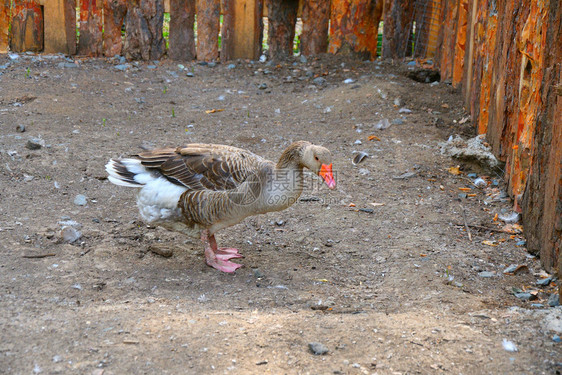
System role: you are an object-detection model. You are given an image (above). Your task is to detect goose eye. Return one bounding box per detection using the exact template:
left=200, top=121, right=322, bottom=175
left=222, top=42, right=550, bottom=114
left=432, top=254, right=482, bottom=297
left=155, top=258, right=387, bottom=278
left=314, top=156, right=319, bottom=161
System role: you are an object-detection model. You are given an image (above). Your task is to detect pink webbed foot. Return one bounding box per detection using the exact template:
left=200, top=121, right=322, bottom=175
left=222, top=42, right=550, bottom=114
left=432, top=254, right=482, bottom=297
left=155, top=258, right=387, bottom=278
left=205, top=257, right=243, bottom=273
left=201, top=230, right=244, bottom=273
left=216, top=247, right=243, bottom=260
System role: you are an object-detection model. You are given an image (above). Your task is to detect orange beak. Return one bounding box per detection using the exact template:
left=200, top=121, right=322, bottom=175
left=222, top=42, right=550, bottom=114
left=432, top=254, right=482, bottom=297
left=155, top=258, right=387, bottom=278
left=319, top=163, right=336, bottom=189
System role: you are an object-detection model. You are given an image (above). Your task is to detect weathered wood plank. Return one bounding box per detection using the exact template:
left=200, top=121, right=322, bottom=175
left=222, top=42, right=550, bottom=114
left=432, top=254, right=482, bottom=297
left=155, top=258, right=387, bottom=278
left=77, top=0, right=102, bottom=56
left=221, top=0, right=263, bottom=61
left=103, top=0, right=127, bottom=57
left=168, top=0, right=196, bottom=60
left=521, top=0, right=561, bottom=275
left=330, top=0, right=382, bottom=60
left=196, top=0, right=220, bottom=61
left=382, top=0, right=414, bottom=59
left=434, top=0, right=457, bottom=81
left=476, top=9, right=496, bottom=134
left=452, top=0, right=467, bottom=87
left=267, top=0, right=298, bottom=60
left=0, top=0, right=11, bottom=53
left=301, top=0, right=330, bottom=56
left=123, top=0, right=165, bottom=61
left=36, top=0, right=76, bottom=54
left=10, top=0, right=43, bottom=52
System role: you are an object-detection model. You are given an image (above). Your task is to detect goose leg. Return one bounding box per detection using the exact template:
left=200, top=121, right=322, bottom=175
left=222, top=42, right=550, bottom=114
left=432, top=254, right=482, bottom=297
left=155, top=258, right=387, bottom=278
left=201, top=230, right=243, bottom=273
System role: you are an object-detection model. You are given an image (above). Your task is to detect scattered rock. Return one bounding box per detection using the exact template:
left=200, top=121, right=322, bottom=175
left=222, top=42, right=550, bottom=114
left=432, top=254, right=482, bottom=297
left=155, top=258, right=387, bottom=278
left=375, top=118, right=391, bottom=130
left=392, top=118, right=405, bottom=125
left=253, top=268, right=265, bottom=279
left=258, top=83, right=268, bottom=90
left=514, top=292, right=537, bottom=301
left=547, top=293, right=560, bottom=307
left=343, top=78, right=355, bottom=84
left=478, top=271, right=496, bottom=278
left=149, top=244, right=173, bottom=258
left=499, top=212, right=520, bottom=223
left=16, top=124, right=25, bottom=132
left=440, top=134, right=499, bottom=170
left=536, top=277, right=552, bottom=286
left=227, top=63, right=236, bottom=69
left=392, top=171, right=417, bottom=180
left=502, top=339, right=518, bottom=352
left=73, top=194, right=88, bottom=206
left=60, top=226, right=82, bottom=243
left=299, top=55, right=307, bottom=63
left=308, top=342, right=329, bottom=355
left=26, top=139, right=42, bottom=150
left=114, top=64, right=129, bottom=71
left=503, top=264, right=528, bottom=275
left=186, top=72, right=194, bottom=77
left=398, top=107, right=412, bottom=114
left=313, top=77, right=327, bottom=87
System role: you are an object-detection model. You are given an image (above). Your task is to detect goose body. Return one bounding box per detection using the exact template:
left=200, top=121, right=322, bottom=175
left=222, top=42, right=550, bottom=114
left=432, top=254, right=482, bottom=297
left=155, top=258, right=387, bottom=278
left=106, top=141, right=335, bottom=272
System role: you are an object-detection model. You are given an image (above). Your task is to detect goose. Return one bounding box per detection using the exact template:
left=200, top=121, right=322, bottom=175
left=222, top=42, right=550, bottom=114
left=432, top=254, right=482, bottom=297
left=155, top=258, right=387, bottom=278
left=105, top=141, right=336, bottom=272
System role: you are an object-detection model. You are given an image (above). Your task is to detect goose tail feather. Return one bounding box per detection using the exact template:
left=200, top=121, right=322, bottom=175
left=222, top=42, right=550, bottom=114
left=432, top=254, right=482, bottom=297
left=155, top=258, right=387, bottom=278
left=106, top=158, right=152, bottom=187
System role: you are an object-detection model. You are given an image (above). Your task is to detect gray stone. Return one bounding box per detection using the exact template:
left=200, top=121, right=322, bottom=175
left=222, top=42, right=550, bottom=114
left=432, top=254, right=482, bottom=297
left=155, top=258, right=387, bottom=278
left=536, top=277, right=552, bottom=286
left=114, top=64, right=129, bottom=71
left=514, top=292, right=536, bottom=301
left=25, top=139, right=42, bottom=150
left=313, top=77, right=327, bottom=87
left=547, top=293, right=560, bottom=307
left=309, top=342, right=329, bottom=355
left=478, top=271, right=496, bottom=278
left=227, top=63, right=236, bottom=69
left=60, top=226, right=82, bottom=243
left=258, top=83, right=267, bottom=90
left=186, top=72, right=194, bottom=77
left=74, top=194, right=88, bottom=206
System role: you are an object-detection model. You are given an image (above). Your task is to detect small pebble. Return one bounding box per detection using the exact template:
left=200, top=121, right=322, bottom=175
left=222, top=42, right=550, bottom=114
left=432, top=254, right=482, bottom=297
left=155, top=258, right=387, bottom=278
left=299, top=55, right=307, bottom=63
left=253, top=268, right=265, bottom=279
left=458, top=193, right=468, bottom=199
left=547, top=293, right=560, bottom=307
left=553, top=335, right=561, bottom=343
left=478, top=271, right=495, bottom=278
left=186, top=72, right=194, bottom=77
left=502, top=339, right=518, bottom=352
left=26, top=139, right=42, bottom=150
left=258, top=83, right=267, bottom=90
left=313, top=77, right=327, bottom=87
left=467, top=173, right=478, bottom=178
left=207, top=62, right=216, bottom=68
left=516, top=240, right=527, bottom=246
left=16, top=124, right=25, bottom=132
left=60, top=226, right=82, bottom=243
left=227, top=63, right=236, bottom=69
left=308, top=342, right=329, bottom=355
left=531, top=303, right=544, bottom=308
left=399, top=107, right=412, bottom=114
left=392, top=118, right=404, bottom=125
left=514, top=292, right=536, bottom=301
left=74, top=194, right=88, bottom=206
left=536, top=277, right=552, bottom=286
left=343, top=78, right=355, bottom=84
left=114, top=64, right=129, bottom=71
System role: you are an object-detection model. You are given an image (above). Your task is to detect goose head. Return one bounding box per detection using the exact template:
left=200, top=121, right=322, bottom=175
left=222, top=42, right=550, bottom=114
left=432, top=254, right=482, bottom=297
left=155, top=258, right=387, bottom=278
left=302, top=144, right=336, bottom=190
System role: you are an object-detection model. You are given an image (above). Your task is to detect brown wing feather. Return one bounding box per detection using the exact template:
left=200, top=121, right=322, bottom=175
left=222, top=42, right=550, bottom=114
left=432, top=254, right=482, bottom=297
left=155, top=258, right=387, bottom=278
left=136, top=144, right=266, bottom=192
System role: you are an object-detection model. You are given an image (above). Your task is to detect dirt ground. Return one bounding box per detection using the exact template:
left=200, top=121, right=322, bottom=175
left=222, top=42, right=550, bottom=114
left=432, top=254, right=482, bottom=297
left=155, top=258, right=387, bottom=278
left=0, top=53, right=560, bottom=375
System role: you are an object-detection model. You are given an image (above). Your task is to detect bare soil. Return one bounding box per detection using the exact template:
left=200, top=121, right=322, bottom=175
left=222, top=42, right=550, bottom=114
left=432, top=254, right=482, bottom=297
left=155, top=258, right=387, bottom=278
left=0, top=53, right=560, bottom=375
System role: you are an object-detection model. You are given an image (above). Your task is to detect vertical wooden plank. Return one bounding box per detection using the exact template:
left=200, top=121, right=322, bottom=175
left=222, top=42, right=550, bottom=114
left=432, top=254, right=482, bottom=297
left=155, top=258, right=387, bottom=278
left=435, top=0, right=457, bottom=81
left=301, top=0, right=330, bottom=56
left=266, top=0, right=298, bottom=60
left=382, top=0, right=414, bottom=59
left=0, top=0, right=10, bottom=53
left=169, top=0, right=196, bottom=60
left=103, top=0, right=127, bottom=57
left=506, top=0, right=549, bottom=197
left=123, top=0, right=165, bottom=61
left=10, top=0, right=43, bottom=52
left=221, top=0, right=263, bottom=61
left=451, top=0, right=468, bottom=87
left=329, top=0, right=382, bottom=60
left=476, top=10, right=496, bottom=135
left=77, top=0, right=102, bottom=56
left=521, top=0, right=561, bottom=274
left=38, top=0, right=76, bottom=54
left=196, top=0, right=220, bottom=61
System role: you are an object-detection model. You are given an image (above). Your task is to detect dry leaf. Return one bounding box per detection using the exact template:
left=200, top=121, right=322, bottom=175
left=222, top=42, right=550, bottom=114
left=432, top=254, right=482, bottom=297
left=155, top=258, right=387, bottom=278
left=459, top=187, right=472, bottom=192
left=482, top=240, right=498, bottom=247
left=441, top=103, right=450, bottom=108
left=493, top=213, right=499, bottom=221
left=370, top=202, right=385, bottom=207
left=205, top=108, right=224, bottom=114
left=348, top=203, right=356, bottom=207
left=448, top=166, right=461, bottom=175
left=368, top=135, right=381, bottom=141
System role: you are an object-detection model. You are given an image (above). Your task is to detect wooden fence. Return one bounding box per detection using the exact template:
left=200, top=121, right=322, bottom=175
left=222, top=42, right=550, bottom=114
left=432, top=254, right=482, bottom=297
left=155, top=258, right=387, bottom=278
left=0, top=0, right=560, bottom=280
